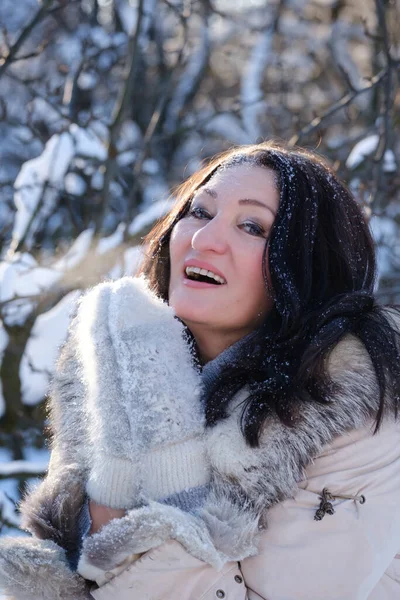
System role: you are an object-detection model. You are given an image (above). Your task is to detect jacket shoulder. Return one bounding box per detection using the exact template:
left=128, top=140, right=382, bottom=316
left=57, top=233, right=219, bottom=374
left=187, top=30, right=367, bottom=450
left=240, top=418, right=400, bottom=600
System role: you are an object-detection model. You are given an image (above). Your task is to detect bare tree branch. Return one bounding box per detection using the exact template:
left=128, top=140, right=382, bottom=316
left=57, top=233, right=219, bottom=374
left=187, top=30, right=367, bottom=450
left=2, top=40, right=50, bottom=63
left=289, top=68, right=388, bottom=146
left=11, top=179, right=51, bottom=254
left=6, top=70, right=73, bottom=124
left=96, top=0, right=145, bottom=232
left=0, top=0, right=55, bottom=81
left=372, top=0, right=398, bottom=207
left=125, top=0, right=194, bottom=220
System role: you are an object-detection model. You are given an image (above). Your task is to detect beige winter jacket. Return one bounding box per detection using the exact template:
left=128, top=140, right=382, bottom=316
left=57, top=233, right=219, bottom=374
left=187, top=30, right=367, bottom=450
left=90, top=418, right=400, bottom=600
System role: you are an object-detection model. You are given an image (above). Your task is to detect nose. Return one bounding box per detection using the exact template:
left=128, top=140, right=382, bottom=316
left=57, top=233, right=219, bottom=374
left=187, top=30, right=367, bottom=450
left=191, top=218, right=228, bottom=254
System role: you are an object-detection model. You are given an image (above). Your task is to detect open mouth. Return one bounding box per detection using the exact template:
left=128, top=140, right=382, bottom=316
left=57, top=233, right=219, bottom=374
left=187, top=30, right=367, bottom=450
left=184, top=266, right=226, bottom=285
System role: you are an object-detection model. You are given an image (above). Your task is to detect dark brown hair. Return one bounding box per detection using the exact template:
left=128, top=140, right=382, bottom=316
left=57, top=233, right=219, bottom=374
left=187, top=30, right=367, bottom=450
left=139, top=141, right=400, bottom=446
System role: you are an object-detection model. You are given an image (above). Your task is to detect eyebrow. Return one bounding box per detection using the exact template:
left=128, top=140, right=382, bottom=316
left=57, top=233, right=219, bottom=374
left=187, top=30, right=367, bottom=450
left=196, top=186, right=276, bottom=217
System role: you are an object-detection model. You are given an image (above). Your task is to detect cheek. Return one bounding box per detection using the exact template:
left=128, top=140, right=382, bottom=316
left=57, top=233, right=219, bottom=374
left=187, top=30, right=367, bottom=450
left=240, top=246, right=266, bottom=288
left=239, top=248, right=271, bottom=314
left=169, top=221, right=191, bottom=271
left=169, top=221, right=200, bottom=296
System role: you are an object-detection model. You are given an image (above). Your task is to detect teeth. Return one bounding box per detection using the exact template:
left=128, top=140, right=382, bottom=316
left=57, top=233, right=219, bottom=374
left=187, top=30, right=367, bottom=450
left=185, top=266, right=226, bottom=284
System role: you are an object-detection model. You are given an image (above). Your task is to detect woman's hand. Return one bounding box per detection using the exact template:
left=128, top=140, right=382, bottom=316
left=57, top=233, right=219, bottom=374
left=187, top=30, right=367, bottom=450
left=89, top=499, right=126, bottom=534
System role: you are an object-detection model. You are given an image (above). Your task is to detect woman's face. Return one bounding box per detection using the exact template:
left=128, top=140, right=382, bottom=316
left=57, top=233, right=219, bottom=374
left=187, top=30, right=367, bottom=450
left=168, top=164, right=279, bottom=348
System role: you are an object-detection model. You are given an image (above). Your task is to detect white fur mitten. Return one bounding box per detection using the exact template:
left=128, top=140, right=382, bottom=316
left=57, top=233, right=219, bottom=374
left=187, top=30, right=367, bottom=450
left=74, top=276, right=209, bottom=510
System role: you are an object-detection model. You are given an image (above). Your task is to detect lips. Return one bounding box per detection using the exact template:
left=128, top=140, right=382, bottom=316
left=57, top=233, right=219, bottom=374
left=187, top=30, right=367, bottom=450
left=183, top=258, right=227, bottom=283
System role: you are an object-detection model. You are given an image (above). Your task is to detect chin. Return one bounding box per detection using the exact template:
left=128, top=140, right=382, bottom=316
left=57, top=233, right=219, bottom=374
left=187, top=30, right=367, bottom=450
left=171, top=302, right=212, bottom=328
left=174, top=308, right=210, bottom=327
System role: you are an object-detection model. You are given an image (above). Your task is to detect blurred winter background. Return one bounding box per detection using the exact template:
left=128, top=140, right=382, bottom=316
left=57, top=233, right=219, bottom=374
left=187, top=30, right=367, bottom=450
left=0, top=0, right=399, bottom=551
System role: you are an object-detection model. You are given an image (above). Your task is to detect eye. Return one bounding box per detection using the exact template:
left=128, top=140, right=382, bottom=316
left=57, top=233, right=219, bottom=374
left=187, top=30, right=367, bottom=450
left=240, top=221, right=267, bottom=238
left=188, top=205, right=211, bottom=220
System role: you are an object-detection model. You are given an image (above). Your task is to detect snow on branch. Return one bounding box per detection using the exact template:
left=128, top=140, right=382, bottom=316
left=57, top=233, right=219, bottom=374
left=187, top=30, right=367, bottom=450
left=0, top=253, right=61, bottom=326
left=20, top=290, right=81, bottom=407
left=329, top=22, right=364, bottom=95
left=163, top=20, right=210, bottom=135
left=203, top=113, right=250, bottom=145
left=0, top=324, right=9, bottom=419
left=0, top=460, right=47, bottom=479
left=8, top=125, right=106, bottom=254
left=128, top=198, right=174, bottom=236
left=346, top=135, right=380, bottom=169
left=240, top=0, right=286, bottom=140
left=10, top=133, right=75, bottom=253
left=241, top=27, right=273, bottom=140
left=346, top=135, right=396, bottom=172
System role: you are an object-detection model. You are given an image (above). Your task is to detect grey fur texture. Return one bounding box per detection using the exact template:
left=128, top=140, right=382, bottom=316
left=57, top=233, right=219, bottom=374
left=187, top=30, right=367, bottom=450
left=77, top=494, right=261, bottom=576
left=0, top=277, right=394, bottom=599
left=19, top=473, right=85, bottom=563
left=0, top=537, right=91, bottom=600
left=80, top=501, right=225, bottom=571
left=205, top=333, right=385, bottom=516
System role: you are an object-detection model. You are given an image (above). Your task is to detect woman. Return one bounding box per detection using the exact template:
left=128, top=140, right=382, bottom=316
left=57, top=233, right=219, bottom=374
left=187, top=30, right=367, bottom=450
left=1, top=141, right=400, bottom=600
